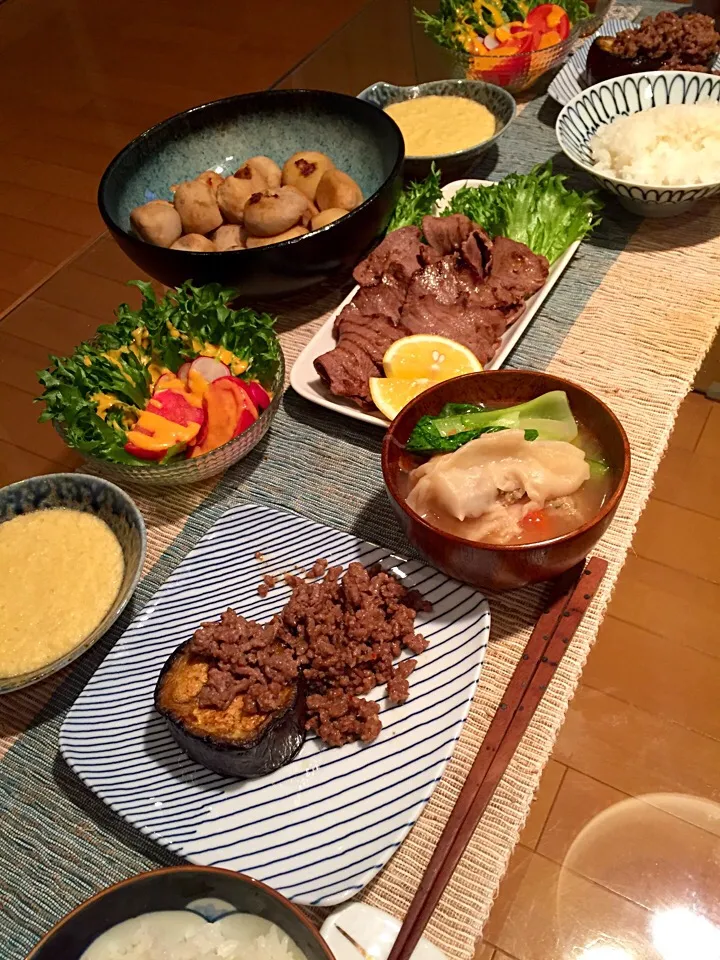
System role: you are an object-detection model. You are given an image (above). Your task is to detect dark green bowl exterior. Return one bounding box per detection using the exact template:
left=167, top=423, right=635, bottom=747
left=382, top=371, right=630, bottom=593
left=0, top=473, right=146, bottom=693
left=357, top=80, right=516, bottom=182
left=26, top=866, right=337, bottom=960
left=98, top=89, right=404, bottom=299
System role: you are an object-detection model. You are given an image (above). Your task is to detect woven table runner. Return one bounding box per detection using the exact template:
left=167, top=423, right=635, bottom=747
left=2, top=47, right=719, bottom=960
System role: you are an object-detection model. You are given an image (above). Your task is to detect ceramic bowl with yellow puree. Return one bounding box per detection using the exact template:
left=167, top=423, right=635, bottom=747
left=0, top=474, right=146, bottom=694
left=358, top=78, right=516, bottom=181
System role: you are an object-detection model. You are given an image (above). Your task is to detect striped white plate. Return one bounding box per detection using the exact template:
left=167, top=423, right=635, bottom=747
left=548, top=19, right=636, bottom=104
left=60, top=504, right=489, bottom=906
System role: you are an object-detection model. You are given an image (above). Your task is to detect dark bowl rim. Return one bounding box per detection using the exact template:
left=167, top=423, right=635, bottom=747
left=0, top=472, right=147, bottom=694
left=357, top=79, right=517, bottom=161
left=24, top=864, right=337, bottom=960
left=97, top=87, right=406, bottom=255
left=381, top=369, right=631, bottom=554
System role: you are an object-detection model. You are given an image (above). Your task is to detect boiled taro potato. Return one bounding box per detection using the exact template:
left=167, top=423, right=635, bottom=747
left=130, top=200, right=182, bottom=248
left=243, top=186, right=309, bottom=238
left=281, top=151, right=334, bottom=202
left=310, top=207, right=348, bottom=230
left=173, top=180, right=223, bottom=235
left=195, top=169, right=225, bottom=197
left=170, top=234, right=215, bottom=252
left=315, top=170, right=363, bottom=212
left=299, top=197, right=319, bottom=227
left=242, top=156, right=281, bottom=190
left=216, top=176, right=260, bottom=224
left=246, top=225, right=308, bottom=248
left=232, top=164, right=268, bottom=193
left=211, top=224, right=246, bottom=251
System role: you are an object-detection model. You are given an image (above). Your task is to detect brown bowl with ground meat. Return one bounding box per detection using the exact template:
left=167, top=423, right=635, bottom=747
left=382, top=370, right=630, bottom=593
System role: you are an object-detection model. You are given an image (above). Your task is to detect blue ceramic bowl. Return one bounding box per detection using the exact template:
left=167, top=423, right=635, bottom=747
left=98, top=89, right=404, bottom=299
left=556, top=71, right=720, bottom=218
left=357, top=79, right=516, bottom=181
left=27, top=866, right=336, bottom=960
left=0, top=473, right=146, bottom=694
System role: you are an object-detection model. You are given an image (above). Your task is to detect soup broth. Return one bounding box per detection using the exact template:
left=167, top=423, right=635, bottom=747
left=402, top=424, right=613, bottom=546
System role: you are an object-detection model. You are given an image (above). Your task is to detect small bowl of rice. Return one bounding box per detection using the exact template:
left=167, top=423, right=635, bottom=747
left=26, top=866, right=338, bottom=960
left=556, top=70, right=720, bottom=218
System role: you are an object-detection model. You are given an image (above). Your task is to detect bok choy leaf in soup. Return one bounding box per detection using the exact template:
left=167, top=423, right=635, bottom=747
left=405, top=390, right=577, bottom=453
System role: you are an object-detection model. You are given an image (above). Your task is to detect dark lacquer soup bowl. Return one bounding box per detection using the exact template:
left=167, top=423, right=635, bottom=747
left=382, top=371, right=630, bottom=593
left=98, top=89, right=404, bottom=299
left=26, top=866, right=337, bottom=960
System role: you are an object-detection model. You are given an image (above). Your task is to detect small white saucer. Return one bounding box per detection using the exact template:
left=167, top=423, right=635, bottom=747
left=321, top=903, right=448, bottom=960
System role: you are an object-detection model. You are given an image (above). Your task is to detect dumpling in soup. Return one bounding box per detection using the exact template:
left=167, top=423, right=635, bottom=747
left=407, top=429, right=590, bottom=545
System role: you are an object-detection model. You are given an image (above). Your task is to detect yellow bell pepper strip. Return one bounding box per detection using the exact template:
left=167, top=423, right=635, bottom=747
left=472, top=0, right=506, bottom=28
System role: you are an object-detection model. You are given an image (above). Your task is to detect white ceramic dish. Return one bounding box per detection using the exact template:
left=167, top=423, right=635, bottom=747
left=290, top=178, right=581, bottom=428
left=322, top=903, right=447, bottom=960
left=60, top=503, right=489, bottom=907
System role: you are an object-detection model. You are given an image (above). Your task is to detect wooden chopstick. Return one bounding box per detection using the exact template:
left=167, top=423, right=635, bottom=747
left=386, top=556, right=608, bottom=960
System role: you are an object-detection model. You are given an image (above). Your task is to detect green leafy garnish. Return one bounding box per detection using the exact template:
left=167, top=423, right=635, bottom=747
left=387, top=164, right=443, bottom=233
left=445, top=162, right=602, bottom=263
left=36, top=281, right=281, bottom=466
left=406, top=391, right=576, bottom=453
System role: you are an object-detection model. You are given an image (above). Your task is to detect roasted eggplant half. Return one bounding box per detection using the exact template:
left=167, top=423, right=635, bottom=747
left=585, top=37, right=662, bottom=85
left=155, top=640, right=306, bottom=779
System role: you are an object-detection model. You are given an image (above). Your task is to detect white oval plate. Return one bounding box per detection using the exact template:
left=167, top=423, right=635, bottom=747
left=289, top=178, right=581, bottom=428
left=60, top=503, right=489, bottom=906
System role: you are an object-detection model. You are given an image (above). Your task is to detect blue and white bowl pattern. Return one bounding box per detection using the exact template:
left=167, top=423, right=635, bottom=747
left=556, top=71, right=720, bottom=217
left=60, top=503, right=489, bottom=906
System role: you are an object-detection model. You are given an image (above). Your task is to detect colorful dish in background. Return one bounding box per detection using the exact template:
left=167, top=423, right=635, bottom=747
left=416, top=0, right=604, bottom=92
left=36, top=282, right=283, bottom=483
left=60, top=503, right=489, bottom=906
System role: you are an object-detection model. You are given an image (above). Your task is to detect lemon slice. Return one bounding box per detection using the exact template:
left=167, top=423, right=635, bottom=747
left=369, top=377, right=437, bottom=420
left=383, top=334, right=483, bottom=381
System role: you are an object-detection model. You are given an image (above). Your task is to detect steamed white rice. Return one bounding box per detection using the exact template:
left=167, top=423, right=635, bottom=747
left=589, top=102, right=720, bottom=187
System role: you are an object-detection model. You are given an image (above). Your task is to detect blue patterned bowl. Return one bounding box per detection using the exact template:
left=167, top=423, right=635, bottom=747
left=0, top=473, right=146, bottom=694
left=357, top=80, right=516, bottom=181
left=99, top=89, right=404, bottom=299
left=556, top=71, right=720, bottom=218
left=27, top=866, right=336, bottom=960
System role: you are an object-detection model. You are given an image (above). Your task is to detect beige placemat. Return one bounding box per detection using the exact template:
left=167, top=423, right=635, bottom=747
left=2, top=204, right=718, bottom=960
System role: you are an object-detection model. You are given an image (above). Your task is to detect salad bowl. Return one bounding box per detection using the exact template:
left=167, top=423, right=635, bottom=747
left=38, top=283, right=286, bottom=488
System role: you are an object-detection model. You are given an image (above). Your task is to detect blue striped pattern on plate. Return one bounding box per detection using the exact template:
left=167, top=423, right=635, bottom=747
left=60, top=504, right=489, bottom=907
left=548, top=19, right=634, bottom=105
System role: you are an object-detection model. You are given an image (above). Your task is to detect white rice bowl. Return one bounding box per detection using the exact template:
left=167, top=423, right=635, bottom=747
left=589, top=102, right=720, bottom=187
left=81, top=910, right=307, bottom=960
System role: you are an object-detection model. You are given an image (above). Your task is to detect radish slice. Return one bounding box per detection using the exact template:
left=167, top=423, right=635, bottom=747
left=189, top=356, right=231, bottom=383
left=177, top=361, right=192, bottom=382
left=484, top=33, right=499, bottom=49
